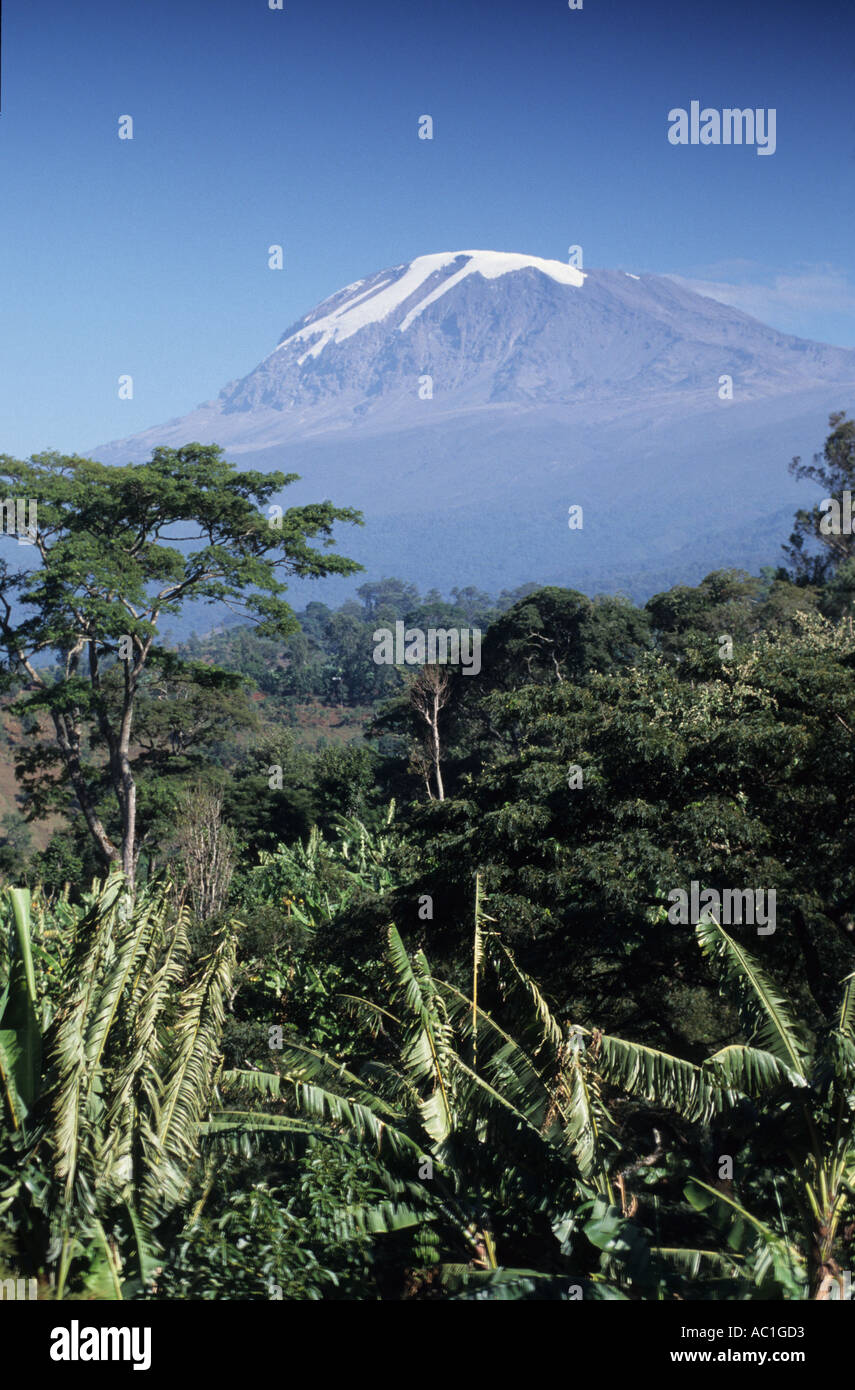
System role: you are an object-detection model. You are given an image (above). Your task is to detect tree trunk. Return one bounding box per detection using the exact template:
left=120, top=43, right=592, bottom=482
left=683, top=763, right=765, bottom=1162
left=430, top=694, right=445, bottom=801
left=409, top=666, right=451, bottom=803
left=121, top=763, right=137, bottom=888
left=51, top=711, right=120, bottom=867
left=116, top=663, right=139, bottom=892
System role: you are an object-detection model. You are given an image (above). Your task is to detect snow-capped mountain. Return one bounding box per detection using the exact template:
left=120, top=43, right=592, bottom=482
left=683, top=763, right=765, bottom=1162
left=95, top=251, right=855, bottom=599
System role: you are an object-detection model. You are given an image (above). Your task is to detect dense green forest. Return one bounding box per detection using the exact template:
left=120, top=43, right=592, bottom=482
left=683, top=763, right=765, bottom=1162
left=1, top=418, right=854, bottom=1300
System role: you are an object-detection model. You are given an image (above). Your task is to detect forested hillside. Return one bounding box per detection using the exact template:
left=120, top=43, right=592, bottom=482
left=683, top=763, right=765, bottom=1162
left=1, top=417, right=854, bottom=1301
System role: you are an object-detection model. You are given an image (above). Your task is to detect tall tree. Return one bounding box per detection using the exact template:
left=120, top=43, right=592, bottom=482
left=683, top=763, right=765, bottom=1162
left=784, top=411, right=855, bottom=582
left=400, top=611, right=855, bottom=1048
left=479, top=587, right=651, bottom=690
left=407, top=664, right=453, bottom=801
left=0, top=445, right=361, bottom=888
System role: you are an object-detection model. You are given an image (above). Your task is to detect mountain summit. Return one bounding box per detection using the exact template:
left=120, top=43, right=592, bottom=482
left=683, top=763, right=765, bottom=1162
left=275, top=250, right=586, bottom=361
left=96, top=252, right=855, bottom=597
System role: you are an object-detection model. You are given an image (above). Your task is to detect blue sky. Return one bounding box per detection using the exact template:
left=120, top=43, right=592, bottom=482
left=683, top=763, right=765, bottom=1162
left=1, top=0, right=854, bottom=458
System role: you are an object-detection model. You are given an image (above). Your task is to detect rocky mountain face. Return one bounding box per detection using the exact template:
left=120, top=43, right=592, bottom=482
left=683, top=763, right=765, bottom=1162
left=95, top=251, right=855, bottom=602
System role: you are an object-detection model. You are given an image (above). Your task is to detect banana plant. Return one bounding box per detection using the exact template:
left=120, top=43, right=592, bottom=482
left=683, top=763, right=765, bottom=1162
left=0, top=875, right=238, bottom=1299
left=250, top=804, right=401, bottom=927
left=594, top=913, right=855, bottom=1297
left=0, top=888, right=41, bottom=1129
left=212, top=880, right=673, bottom=1298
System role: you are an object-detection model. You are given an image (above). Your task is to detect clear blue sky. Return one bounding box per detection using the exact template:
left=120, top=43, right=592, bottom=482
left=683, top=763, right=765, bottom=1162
left=1, top=0, right=853, bottom=458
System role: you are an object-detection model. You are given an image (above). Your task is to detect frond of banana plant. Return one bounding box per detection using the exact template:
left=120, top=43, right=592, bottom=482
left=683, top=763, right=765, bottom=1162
left=274, top=975, right=558, bottom=1192
left=250, top=1040, right=406, bottom=1119
left=439, top=1051, right=553, bottom=1160
left=227, top=1079, right=423, bottom=1166
left=99, top=896, right=190, bottom=1191
left=684, top=1177, right=807, bottom=1297
left=838, top=973, right=855, bottom=1039
left=13, top=876, right=206, bottom=1296
left=140, top=920, right=237, bottom=1226
left=800, top=979, right=855, bottom=1285
left=704, top=1043, right=809, bottom=1097
left=327, top=1199, right=428, bottom=1241
left=82, top=885, right=163, bottom=1076
left=653, top=1246, right=745, bottom=1280
left=337, top=993, right=402, bottom=1041
left=0, top=888, right=42, bottom=1129
left=442, top=969, right=611, bottom=1190
left=46, top=871, right=138, bottom=1202
left=359, top=1058, right=422, bottom=1112
left=386, top=927, right=454, bottom=1143
left=438, top=980, right=547, bottom=1128
left=596, top=1033, right=728, bottom=1123
left=578, top=1194, right=666, bottom=1294
left=556, top=1043, right=613, bottom=1194
left=822, top=1030, right=855, bottom=1098
left=695, top=916, right=810, bottom=1077
left=485, top=937, right=563, bottom=1059
left=202, top=1109, right=328, bottom=1147
left=220, top=1067, right=288, bottom=1100
left=222, top=1045, right=426, bottom=1168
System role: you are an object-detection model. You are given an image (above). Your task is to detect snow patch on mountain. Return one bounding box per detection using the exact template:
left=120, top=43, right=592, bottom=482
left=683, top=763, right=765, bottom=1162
left=277, top=250, right=586, bottom=364
left=398, top=251, right=585, bottom=330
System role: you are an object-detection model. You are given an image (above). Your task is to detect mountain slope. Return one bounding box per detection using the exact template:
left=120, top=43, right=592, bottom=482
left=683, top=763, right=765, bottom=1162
left=95, top=251, right=855, bottom=599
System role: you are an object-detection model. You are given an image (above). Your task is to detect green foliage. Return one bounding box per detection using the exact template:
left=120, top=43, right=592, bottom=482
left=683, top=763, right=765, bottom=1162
left=0, top=889, right=41, bottom=1126
left=2, top=415, right=855, bottom=1299
left=213, top=900, right=740, bottom=1301
left=784, top=411, right=855, bottom=584
left=400, top=610, right=855, bottom=1052
left=0, top=875, right=240, bottom=1298
left=646, top=568, right=817, bottom=670
left=0, top=444, right=362, bottom=882
left=151, top=1151, right=384, bottom=1300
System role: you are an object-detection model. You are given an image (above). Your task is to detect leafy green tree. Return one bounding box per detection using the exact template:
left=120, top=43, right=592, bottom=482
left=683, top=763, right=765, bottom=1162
left=479, top=587, right=651, bottom=690
left=38, top=820, right=105, bottom=897
left=0, top=445, right=361, bottom=887
left=323, top=609, right=402, bottom=704
left=311, top=743, right=379, bottom=829
left=646, top=569, right=816, bottom=670
left=449, top=586, right=496, bottom=627
left=816, top=557, right=855, bottom=622
left=784, top=411, right=855, bottom=583
left=399, top=611, right=855, bottom=1050
left=0, top=812, right=33, bottom=883
left=355, top=578, right=420, bottom=622
left=12, top=653, right=262, bottom=883
left=149, top=1151, right=383, bottom=1300
left=217, top=733, right=315, bottom=865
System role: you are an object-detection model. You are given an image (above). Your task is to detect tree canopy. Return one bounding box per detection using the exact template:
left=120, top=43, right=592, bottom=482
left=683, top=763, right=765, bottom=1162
left=0, top=444, right=361, bottom=885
